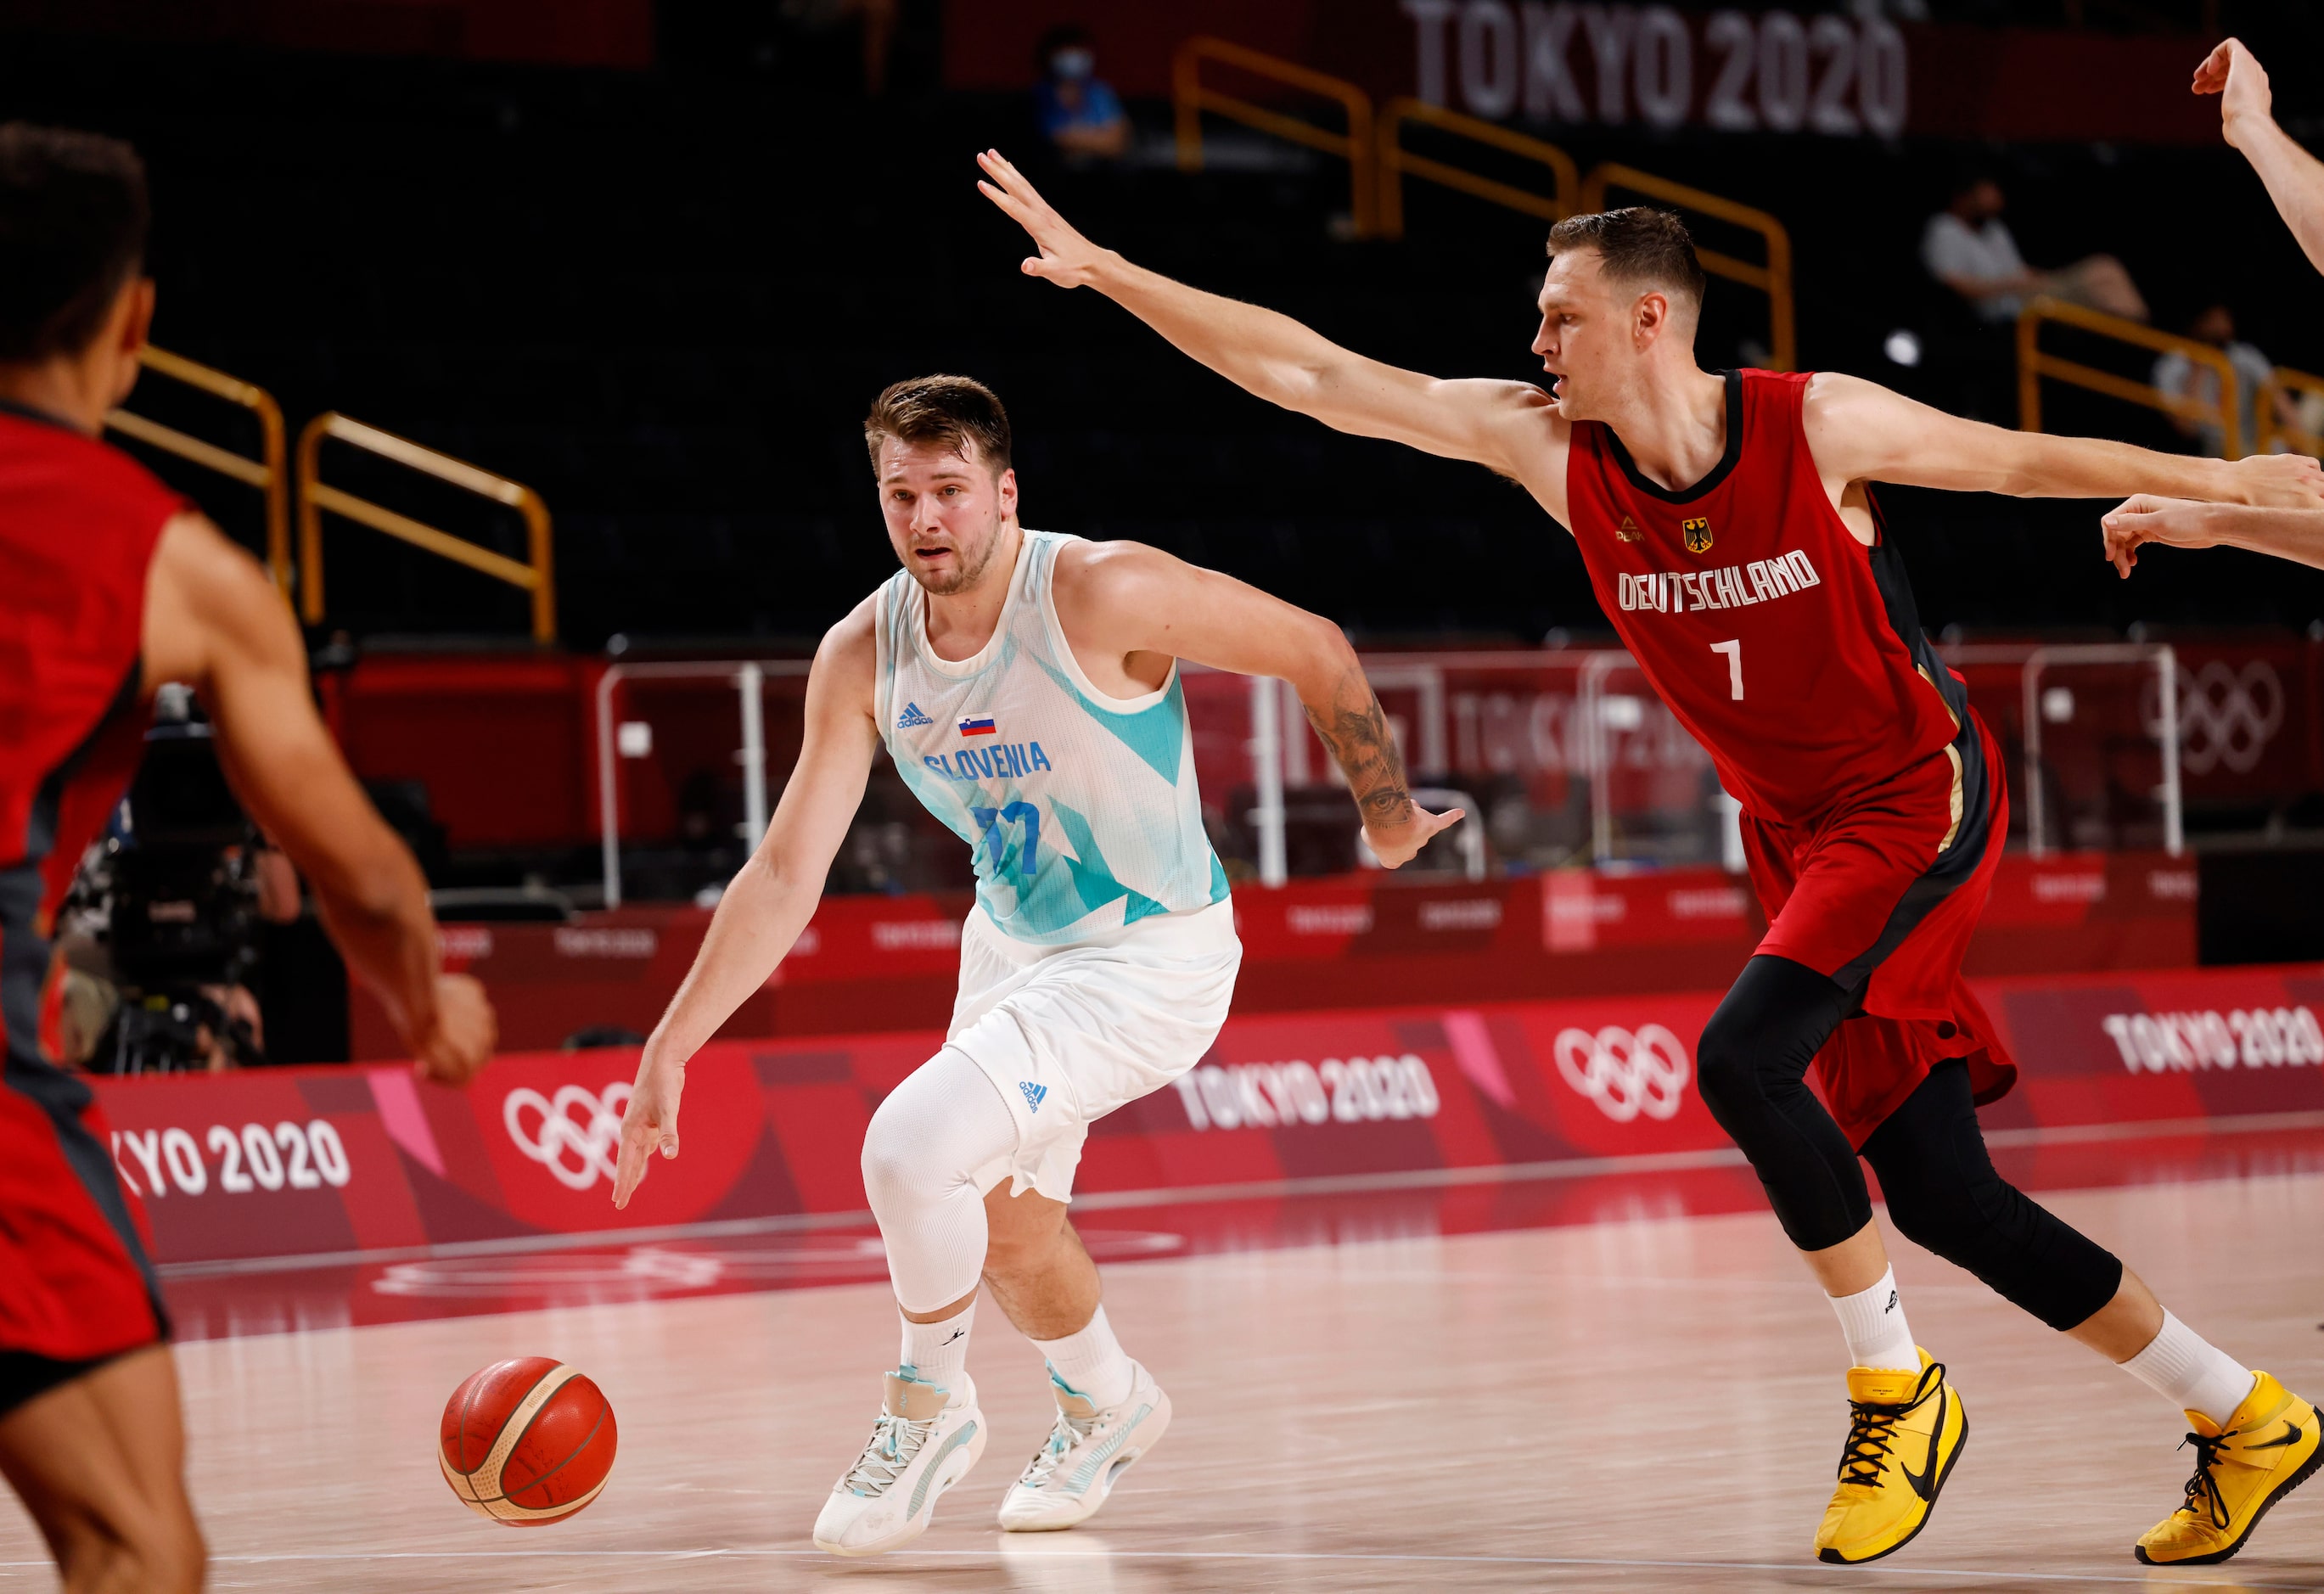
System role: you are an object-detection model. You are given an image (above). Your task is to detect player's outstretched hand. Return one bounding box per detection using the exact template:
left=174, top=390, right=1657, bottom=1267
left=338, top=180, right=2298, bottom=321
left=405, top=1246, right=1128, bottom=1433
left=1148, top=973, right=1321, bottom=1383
left=2231, top=449, right=2324, bottom=509
left=613, top=1051, right=684, bottom=1209
left=1364, top=803, right=1467, bottom=869
left=976, top=149, right=1109, bottom=288
left=412, top=973, right=496, bottom=1086
left=2193, top=38, right=2271, bottom=147
left=2101, top=494, right=2220, bottom=577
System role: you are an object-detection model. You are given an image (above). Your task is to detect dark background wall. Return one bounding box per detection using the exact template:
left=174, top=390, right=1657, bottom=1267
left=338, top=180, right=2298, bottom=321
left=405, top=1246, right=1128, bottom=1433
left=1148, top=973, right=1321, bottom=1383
left=6, top=6, right=2324, bottom=653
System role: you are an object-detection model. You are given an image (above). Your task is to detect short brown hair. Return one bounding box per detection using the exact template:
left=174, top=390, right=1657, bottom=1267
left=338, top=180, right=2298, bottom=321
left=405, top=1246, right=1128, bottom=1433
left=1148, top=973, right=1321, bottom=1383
left=1546, top=207, right=1706, bottom=306
left=864, top=374, right=1013, bottom=476
left=0, top=123, right=149, bottom=362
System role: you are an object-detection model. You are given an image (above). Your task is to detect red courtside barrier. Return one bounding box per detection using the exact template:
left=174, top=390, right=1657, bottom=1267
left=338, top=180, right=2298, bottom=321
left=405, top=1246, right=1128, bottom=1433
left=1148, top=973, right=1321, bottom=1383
left=97, top=964, right=2322, bottom=1269
left=348, top=854, right=2198, bottom=1056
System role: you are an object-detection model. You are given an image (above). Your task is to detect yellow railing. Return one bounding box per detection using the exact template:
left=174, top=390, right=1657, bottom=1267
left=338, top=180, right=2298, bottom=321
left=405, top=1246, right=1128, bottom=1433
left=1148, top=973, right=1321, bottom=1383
left=104, top=345, right=291, bottom=596
left=1580, top=165, right=1795, bottom=372
left=1377, top=98, right=1577, bottom=240
left=2017, top=299, right=2243, bottom=458
left=2262, top=365, right=2324, bottom=457
left=1173, top=36, right=1378, bottom=239
left=296, top=413, right=556, bottom=643
left=1171, top=36, right=1796, bottom=367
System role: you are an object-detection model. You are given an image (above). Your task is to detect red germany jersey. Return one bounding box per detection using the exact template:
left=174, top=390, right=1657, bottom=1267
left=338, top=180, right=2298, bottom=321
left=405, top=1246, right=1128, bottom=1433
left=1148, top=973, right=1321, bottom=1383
left=1565, top=370, right=2016, bottom=1143
left=0, top=403, right=183, bottom=924
left=1564, top=368, right=1963, bottom=826
left=0, top=399, right=182, bottom=1364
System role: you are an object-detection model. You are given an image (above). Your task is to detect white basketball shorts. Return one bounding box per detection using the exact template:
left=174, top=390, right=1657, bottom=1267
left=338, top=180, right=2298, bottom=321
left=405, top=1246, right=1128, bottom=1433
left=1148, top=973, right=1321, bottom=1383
left=942, top=895, right=1240, bottom=1204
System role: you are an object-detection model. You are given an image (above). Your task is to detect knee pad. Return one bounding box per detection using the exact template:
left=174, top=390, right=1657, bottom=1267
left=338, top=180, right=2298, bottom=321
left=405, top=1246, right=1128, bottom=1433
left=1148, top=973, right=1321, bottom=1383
left=861, top=1084, right=975, bottom=1217
left=860, top=1048, right=1019, bottom=1221
left=859, top=1097, right=938, bottom=1219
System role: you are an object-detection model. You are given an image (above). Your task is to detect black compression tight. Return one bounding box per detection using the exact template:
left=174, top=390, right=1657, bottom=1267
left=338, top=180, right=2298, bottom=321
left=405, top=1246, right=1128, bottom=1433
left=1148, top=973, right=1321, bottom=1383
left=1697, top=954, right=2123, bottom=1332
left=1695, top=956, right=1870, bottom=1249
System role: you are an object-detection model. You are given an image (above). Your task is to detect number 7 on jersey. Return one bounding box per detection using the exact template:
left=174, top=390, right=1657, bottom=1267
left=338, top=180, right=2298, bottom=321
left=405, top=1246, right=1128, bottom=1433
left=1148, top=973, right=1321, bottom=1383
left=1709, top=639, right=1743, bottom=700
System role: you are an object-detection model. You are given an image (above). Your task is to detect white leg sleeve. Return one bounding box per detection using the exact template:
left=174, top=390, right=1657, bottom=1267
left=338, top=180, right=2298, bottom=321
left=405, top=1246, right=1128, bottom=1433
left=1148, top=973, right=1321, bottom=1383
left=860, top=1046, right=1021, bottom=1313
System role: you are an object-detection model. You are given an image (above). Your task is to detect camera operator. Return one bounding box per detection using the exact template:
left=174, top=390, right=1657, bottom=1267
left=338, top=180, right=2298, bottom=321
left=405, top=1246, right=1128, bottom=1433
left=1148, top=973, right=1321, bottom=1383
left=0, top=124, right=494, bottom=1591
left=51, top=684, right=302, bottom=1075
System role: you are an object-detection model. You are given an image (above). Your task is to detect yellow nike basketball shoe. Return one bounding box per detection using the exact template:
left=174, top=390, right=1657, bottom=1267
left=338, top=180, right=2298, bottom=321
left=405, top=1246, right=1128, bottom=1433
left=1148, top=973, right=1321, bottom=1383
left=1814, top=1351, right=1968, bottom=1564
left=2135, top=1372, right=2320, bottom=1566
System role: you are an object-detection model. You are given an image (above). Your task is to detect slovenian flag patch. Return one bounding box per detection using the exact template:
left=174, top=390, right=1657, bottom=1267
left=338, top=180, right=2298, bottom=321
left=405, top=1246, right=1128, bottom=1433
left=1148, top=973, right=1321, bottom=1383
left=957, top=716, right=997, bottom=737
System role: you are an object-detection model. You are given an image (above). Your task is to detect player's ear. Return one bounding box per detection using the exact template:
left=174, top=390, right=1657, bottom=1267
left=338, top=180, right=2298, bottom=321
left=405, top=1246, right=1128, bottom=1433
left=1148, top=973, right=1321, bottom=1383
left=997, top=466, right=1019, bottom=518
left=98, top=284, right=156, bottom=416
left=1635, top=289, right=1667, bottom=350
left=122, top=277, right=155, bottom=351
left=104, top=278, right=156, bottom=409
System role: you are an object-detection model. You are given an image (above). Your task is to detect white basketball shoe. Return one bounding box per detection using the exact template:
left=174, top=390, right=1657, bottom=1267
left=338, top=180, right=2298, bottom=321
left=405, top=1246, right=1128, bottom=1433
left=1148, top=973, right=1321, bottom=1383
left=812, top=1367, right=986, bottom=1557
left=996, top=1361, right=1172, bottom=1531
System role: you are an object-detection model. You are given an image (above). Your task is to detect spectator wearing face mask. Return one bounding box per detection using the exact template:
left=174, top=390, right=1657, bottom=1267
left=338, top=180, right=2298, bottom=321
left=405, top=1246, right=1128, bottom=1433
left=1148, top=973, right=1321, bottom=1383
left=2152, top=304, right=2303, bottom=458
left=1035, top=25, right=1128, bottom=162
left=1923, top=172, right=2147, bottom=325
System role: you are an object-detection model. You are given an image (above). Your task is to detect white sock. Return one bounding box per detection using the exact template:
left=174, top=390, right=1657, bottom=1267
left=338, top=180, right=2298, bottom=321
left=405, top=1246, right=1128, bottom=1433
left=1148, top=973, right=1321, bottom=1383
left=1829, top=1268, right=1919, bottom=1373
left=1030, top=1303, right=1134, bottom=1410
left=2119, top=1311, right=2257, bottom=1428
left=899, top=1298, right=975, bottom=1395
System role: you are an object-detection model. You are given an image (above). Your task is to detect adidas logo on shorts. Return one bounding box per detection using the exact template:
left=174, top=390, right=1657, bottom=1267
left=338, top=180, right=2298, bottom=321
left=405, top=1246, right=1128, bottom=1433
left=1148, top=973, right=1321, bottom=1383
left=896, top=701, right=935, bottom=729
left=1019, top=1080, right=1047, bottom=1112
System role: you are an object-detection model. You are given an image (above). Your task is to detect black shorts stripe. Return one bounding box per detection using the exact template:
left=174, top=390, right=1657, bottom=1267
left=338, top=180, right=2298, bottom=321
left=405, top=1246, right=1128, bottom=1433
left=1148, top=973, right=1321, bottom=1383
left=0, top=865, right=171, bottom=1343
left=0, top=1347, right=139, bottom=1418
left=1827, top=724, right=1996, bottom=993
left=1826, top=501, right=1996, bottom=994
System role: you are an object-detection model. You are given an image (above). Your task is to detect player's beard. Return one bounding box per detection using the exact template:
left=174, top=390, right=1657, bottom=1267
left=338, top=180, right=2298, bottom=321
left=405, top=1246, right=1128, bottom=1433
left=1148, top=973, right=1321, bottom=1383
left=908, top=518, right=1004, bottom=598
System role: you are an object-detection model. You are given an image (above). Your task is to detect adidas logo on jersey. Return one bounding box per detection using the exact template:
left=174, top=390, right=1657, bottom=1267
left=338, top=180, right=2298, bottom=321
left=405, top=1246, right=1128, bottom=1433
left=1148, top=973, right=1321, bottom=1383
left=1019, top=1080, right=1048, bottom=1112
left=896, top=702, right=935, bottom=729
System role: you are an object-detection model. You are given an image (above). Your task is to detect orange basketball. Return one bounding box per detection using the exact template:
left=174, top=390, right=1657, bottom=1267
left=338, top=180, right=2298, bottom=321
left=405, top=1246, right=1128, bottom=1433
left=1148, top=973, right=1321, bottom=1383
left=440, top=1357, right=617, bottom=1525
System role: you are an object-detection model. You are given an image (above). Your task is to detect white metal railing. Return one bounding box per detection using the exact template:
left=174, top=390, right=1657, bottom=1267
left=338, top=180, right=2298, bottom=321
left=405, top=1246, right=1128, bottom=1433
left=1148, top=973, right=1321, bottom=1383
left=2018, top=643, right=2182, bottom=858
left=1245, top=674, right=1288, bottom=887
left=594, top=643, right=2186, bottom=906
left=1240, top=643, right=2185, bottom=875
left=1580, top=649, right=1635, bottom=863
left=596, top=659, right=811, bottom=908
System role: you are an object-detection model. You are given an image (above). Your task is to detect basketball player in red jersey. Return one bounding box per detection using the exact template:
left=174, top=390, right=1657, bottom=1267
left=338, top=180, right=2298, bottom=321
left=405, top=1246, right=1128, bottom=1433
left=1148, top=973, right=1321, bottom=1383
left=980, top=152, right=2324, bottom=1567
left=0, top=125, right=496, bottom=1591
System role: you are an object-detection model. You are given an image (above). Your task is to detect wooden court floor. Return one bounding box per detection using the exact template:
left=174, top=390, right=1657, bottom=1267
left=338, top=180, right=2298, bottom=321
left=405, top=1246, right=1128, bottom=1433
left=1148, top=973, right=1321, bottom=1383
left=3, top=1168, right=2321, bottom=1591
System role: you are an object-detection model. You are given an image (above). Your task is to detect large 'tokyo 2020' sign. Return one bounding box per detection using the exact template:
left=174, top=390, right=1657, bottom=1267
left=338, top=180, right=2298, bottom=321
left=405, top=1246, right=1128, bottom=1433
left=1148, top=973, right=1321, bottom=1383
left=1398, top=3, right=1906, bottom=138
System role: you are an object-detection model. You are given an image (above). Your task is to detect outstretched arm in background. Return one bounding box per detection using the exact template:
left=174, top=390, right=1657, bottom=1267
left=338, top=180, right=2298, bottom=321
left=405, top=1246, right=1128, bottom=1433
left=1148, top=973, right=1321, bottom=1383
left=2101, top=497, right=2324, bottom=573
left=140, top=513, right=496, bottom=1084
left=1800, top=373, right=2324, bottom=574
left=613, top=604, right=881, bottom=1207
left=1052, top=541, right=1462, bottom=865
left=976, top=150, right=1563, bottom=511
left=2198, top=39, right=2324, bottom=279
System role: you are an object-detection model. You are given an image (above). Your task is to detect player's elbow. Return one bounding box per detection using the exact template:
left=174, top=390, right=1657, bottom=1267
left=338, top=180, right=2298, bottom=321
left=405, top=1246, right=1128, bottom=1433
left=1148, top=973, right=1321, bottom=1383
left=1251, top=357, right=1331, bottom=419
left=735, top=830, right=833, bottom=909
left=1288, top=611, right=1360, bottom=691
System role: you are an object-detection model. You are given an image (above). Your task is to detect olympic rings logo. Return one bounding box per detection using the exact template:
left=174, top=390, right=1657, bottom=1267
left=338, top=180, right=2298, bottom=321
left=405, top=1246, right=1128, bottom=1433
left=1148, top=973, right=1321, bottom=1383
left=503, top=1082, right=632, bottom=1191
left=2146, top=660, right=2284, bottom=776
left=1552, top=1024, right=1691, bottom=1123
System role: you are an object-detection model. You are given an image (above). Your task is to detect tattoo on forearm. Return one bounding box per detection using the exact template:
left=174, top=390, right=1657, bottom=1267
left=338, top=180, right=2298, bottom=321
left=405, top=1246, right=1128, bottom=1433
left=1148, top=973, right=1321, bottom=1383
left=1304, top=665, right=1415, bottom=828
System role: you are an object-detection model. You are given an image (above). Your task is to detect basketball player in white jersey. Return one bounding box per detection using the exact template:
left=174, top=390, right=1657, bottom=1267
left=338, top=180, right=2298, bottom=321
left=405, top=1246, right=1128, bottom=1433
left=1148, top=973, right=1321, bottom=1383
left=610, top=374, right=1459, bottom=1556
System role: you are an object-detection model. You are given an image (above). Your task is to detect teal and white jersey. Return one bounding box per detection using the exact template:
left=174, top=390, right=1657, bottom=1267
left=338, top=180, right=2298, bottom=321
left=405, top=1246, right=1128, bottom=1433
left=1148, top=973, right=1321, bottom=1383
left=872, top=529, right=1231, bottom=946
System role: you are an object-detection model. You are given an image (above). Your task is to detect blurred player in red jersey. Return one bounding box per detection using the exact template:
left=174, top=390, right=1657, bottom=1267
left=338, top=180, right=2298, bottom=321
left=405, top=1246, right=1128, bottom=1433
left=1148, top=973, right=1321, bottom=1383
left=982, top=153, right=2324, bottom=1568
left=0, top=126, right=496, bottom=1592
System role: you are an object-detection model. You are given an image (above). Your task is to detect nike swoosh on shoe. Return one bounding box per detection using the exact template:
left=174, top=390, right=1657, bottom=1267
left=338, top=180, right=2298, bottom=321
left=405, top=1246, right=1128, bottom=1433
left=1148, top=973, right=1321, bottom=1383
left=1900, top=1385, right=1946, bottom=1502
